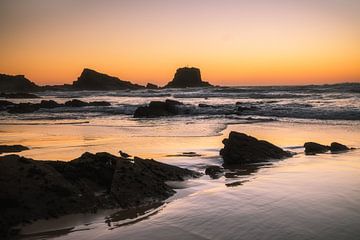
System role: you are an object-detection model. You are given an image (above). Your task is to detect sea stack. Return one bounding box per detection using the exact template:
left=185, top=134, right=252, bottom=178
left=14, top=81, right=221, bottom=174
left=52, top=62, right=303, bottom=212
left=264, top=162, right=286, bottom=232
left=0, top=74, right=40, bottom=92
left=72, top=68, right=144, bottom=90
left=165, top=67, right=212, bottom=88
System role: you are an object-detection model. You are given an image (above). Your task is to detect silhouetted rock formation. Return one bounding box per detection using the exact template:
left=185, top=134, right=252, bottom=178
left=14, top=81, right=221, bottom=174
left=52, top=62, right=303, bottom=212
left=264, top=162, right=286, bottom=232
left=0, top=92, right=40, bottom=99
left=134, top=99, right=183, bottom=118
left=304, top=142, right=329, bottom=155
left=0, top=145, right=29, bottom=154
left=220, top=132, right=292, bottom=165
left=0, top=152, right=199, bottom=238
left=72, top=68, right=144, bottom=90
left=330, top=142, right=350, bottom=153
left=165, top=67, right=212, bottom=88
left=0, top=74, right=40, bottom=92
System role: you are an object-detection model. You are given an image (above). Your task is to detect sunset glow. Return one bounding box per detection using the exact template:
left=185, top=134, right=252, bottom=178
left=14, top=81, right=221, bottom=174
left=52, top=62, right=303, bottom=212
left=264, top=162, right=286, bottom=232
left=1, top=0, right=359, bottom=86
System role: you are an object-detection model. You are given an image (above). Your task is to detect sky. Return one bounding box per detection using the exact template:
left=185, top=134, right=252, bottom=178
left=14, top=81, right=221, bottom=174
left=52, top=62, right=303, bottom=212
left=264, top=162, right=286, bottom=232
left=0, top=0, right=359, bottom=86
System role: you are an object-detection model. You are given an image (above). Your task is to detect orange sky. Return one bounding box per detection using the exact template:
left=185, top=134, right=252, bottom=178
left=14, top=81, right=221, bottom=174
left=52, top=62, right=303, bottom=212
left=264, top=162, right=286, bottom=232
left=0, top=0, right=359, bottom=86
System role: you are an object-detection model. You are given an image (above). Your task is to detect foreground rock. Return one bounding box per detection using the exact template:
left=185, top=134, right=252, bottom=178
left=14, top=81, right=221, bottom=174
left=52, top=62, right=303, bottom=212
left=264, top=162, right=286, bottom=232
left=0, top=74, right=40, bottom=92
left=0, top=92, right=40, bottom=99
left=165, top=67, right=212, bottom=88
left=304, top=142, right=329, bottom=155
left=0, top=152, right=199, bottom=237
left=72, top=68, right=144, bottom=90
left=220, top=132, right=292, bottom=165
left=0, top=145, right=29, bottom=154
left=330, top=142, right=350, bottom=153
left=134, top=99, right=184, bottom=118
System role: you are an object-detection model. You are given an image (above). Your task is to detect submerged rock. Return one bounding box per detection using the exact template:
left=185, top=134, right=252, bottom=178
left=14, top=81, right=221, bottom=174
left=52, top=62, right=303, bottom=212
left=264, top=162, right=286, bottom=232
left=165, top=67, right=212, bottom=88
left=0, top=92, right=40, bottom=99
left=39, top=100, right=62, bottom=109
left=72, top=68, right=143, bottom=90
left=205, top=165, right=224, bottom=179
left=0, top=152, right=199, bottom=238
left=0, top=74, right=40, bottom=92
left=220, top=131, right=292, bottom=165
left=0, top=145, right=29, bottom=154
left=7, top=103, right=40, bottom=114
left=134, top=99, right=183, bottom=118
left=304, top=142, right=329, bottom=155
left=330, top=142, right=350, bottom=153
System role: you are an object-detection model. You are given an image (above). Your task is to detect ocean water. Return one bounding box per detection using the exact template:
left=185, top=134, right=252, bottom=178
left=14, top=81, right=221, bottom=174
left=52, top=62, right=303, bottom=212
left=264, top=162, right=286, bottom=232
left=1, top=84, right=360, bottom=239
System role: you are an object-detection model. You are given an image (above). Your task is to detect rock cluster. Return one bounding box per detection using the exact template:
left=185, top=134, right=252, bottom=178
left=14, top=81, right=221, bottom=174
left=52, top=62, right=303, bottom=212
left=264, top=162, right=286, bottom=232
left=2, top=99, right=111, bottom=114
left=165, top=67, right=212, bottom=88
left=0, top=152, right=199, bottom=237
left=304, top=141, right=351, bottom=154
left=0, top=92, right=40, bottom=99
left=220, top=131, right=292, bottom=165
left=134, top=99, right=184, bottom=118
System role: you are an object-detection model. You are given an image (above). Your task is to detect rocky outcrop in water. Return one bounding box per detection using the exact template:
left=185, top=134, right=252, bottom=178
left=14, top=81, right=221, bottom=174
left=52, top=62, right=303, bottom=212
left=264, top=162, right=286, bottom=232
left=134, top=99, right=184, bottom=118
left=0, top=152, right=199, bottom=238
left=165, top=67, right=212, bottom=88
left=0, top=145, right=29, bottom=154
left=304, top=142, right=329, bottom=155
left=0, top=74, right=40, bottom=92
left=3, top=99, right=111, bottom=114
left=220, top=132, right=292, bottom=165
left=304, top=141, right=352, bottom=154
left=72, top=68, right=144, bottom=90
left=330, top=142, right=350, bottom=153
left=0, top=92, right=40, bottom=99
left=205, top=165, right=224, bottom=179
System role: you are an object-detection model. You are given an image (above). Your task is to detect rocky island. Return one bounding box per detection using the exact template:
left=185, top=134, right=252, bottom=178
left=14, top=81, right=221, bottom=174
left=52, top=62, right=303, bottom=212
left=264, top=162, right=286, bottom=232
left=165, top=67, right=212, bottom=88
left=72, top=68, right=144, bottom=90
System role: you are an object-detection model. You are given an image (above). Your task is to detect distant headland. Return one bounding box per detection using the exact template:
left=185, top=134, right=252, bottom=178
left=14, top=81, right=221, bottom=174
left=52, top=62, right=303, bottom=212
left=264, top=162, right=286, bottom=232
left=0, top=67, right=213, bottom=92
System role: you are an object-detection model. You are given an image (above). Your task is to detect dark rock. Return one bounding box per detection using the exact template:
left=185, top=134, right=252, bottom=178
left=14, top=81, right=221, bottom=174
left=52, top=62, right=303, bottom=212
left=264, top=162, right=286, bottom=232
left=205, top=165, right=224, bottom=179
left=237, top=106, right=258, bottom=112
left=146, top=83, right=159, bottom=89
left=220, top=131, right=292, bottom=165
left=64, top=99, right=88, bottom=107
left=88, top=101, right=111, bottom=106
left=7, top=103, right=40, bottom=114
left=198, top=103, right=213, bottom=108
left=0, top=74, right=40, bottom=92
left=0, top=152, right=199, bottom=238
left=39, top=100, right=62, bottom=109
left=304, top=142, right=329, bottom=155
left=0, top=145, right=29, bottom=154
left=0, top=100, right=14, bottom=111
left=64, top=99, right=111, bottom=107
left=165, top=67, right=212, bottom=88
left=0, top=92, right=40, bottom=99
left=72, top=68, right=144, bottom=90
left=330, top=142, right=350, bottom=153
left=134, top=99, right=183, bottom=118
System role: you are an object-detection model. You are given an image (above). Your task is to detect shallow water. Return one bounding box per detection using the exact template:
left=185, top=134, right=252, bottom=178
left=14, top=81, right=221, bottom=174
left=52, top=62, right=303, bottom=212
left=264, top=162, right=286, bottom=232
left=1, top=85, right=360, bottom=239
left=10, top=121, right=360, bottom=240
